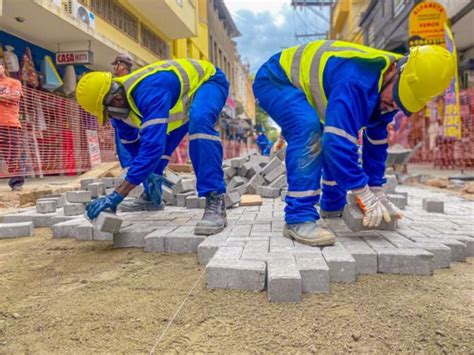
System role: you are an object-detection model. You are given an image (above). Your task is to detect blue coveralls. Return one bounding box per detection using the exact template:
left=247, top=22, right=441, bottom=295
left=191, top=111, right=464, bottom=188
left=253, top=53, right=396, bottom=224
left=113, top=68, right=229, bottom=196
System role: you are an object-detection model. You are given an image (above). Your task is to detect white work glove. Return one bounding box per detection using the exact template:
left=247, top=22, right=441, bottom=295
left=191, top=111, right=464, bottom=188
left=370, top=186, right=403, bottom=219
left=352, top=186, right=391, bottom=228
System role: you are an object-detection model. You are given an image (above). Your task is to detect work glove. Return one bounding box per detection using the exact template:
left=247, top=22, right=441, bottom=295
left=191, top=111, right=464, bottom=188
left=352, top=185, right=391, bottom=228
left=86, top=191, right=125, bottom=220
left=370, top=186, right=403, bottom=219
left=143, top=173, right=173, bottom=206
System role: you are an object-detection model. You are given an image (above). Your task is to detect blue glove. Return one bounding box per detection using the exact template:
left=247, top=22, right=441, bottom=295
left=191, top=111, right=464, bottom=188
left=86, top=191, right=125, bottom=220
left=143, top=173, right=173, bottom=206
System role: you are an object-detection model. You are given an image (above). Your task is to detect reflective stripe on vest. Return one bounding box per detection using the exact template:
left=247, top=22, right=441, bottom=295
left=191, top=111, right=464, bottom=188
left=281, top=40, right=401, bottom=123
left=115, top=59, right=215, bottom=133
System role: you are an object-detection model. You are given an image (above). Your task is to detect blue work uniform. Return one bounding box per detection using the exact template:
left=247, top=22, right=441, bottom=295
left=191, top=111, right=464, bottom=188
left=256, top=133, right=272, bottom=156
left=253, top=53, right=396, bottom=224
left=114, top=69, right=229, bottom=196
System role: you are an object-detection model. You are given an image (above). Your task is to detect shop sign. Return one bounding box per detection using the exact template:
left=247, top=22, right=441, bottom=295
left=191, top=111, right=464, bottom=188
left=55, top=50, right=93, bottom=65
left=86, top=130, right=102, bottom=167
left=408, top=1, right=447, bottom=47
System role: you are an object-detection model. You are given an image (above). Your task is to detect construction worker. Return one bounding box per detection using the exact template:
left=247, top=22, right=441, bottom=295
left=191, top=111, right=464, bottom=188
left=76, top=59, right=229, bottom=235
left=256, top=131, right=272, bottom=156
left=253, top=41, right=454, bottom=246
left=111, top=53, right=134, bottom=170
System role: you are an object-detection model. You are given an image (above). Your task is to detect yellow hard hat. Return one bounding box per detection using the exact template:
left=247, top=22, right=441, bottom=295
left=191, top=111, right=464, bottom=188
left=394, top=45, right=454, bottom=116
left=76, top=71, right=112, bottom=126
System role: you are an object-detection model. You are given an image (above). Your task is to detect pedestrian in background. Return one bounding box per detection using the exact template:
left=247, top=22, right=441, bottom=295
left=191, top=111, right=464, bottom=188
left=0, top=62, right=24, bottom=191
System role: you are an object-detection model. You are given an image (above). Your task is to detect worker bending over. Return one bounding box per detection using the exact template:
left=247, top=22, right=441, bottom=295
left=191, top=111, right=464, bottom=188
left=76, top=59, right=229, bottom=235
left=253, top=41, right=454, bottom=246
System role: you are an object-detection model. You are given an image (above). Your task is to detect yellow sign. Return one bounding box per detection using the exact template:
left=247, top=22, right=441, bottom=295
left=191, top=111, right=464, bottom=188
left=408, top=1, right=447, bottom=47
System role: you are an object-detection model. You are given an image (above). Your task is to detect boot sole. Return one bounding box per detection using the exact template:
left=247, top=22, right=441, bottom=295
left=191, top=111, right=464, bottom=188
left=194, top=221, right=228, bottom=236
left=283, top=228, right=336, bottom=247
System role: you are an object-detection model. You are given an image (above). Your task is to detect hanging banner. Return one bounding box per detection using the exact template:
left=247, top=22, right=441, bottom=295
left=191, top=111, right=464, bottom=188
left=86, top=130, right=102, bottom=167
left=408, top=1, right=447, bottom=47
left=442, top=24, right=461, bottom=139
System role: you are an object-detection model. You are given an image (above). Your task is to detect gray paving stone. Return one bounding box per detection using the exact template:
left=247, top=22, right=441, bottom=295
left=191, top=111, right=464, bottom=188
left=422, top=198, right=444, bottom=213
left=343, top=203, right=398, bottom=232
left=383, top=175, right=398, bottom=193
left=66, top=191, right=91, bottom=203
left=230, top=157, right=247, bottom=168
left=247, top=174, right=265, bottom=194
left=93, top=229, right=113, bottom=241
left=197, top=233, right=229, bottom=265
left=261, top=157, right=283, bottom=177
left=103, top=177, right=115, bottom=188
left=213, top=246, right=243, bottom=259
left=144, top=230, right=166, bottom=253
left=113, top=226, right=157, bottom=248
left=173, top=178, right=196, bottom=194
left=387, top=194, right=407, bottom=210
left=264, top=163, right=286, bottom=183
left=295, top=254, right=330, bottom=293
left=339, top=241, right=377, bottom=274
left=74, top=221, right=94, bottom=241
left=321, top=243, right=357, bottom=282
left=163, top=185, right=176, bottom=205
left=0, top=222, right=34, bottom=238
left=36, top=200, right=57, bottom=214
left=165, top=234, right=205, bottom=253
left=257, top=186, right=280, bottom=198
left=80, top=178, right=100, bottom=190
left=267, top=258, right=302, bottom=302
left=206, top=258, right=266, bottom=291
left=409, top=236, right=466, bottom=262
left=87, top=182, right=106, bottom=198
left=52, top=219, right=82, bottom=238
left=93, top=212, right=122, bottom=233
left=176, top=191, right=195, bottom=207
left=228, top=176, right=248, bottom=190
left=63, top=203, right=85, bottom=216
left=377, top=248, right=434, bottom=275
left=269, top=174, right=287, bottom=190
left=224, top=166, right=237, bottom=179
left=411, top=242, right=451, bottom=269
left=224, top=191, right=241, bottom=208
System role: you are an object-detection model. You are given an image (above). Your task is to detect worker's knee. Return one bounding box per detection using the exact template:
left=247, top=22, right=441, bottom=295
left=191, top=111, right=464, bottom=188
left=287, top=117, right=321, bottom=144
left=188, top=110, right=217, bottom=135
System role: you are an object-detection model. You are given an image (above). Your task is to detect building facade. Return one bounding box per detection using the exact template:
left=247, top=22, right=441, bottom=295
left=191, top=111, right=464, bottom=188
left=207, top=0, right=255, bottom=120
left=330, top=0, right=370, bottom=43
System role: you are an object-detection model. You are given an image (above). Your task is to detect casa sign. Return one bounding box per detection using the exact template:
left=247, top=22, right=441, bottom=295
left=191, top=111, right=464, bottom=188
left=55, top=50, right=93, bottom=65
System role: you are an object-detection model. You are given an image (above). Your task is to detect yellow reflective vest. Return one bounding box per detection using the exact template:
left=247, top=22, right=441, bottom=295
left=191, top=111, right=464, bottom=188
left=114, top=59, right=216, bottom=133
left=279, top=40, right=403, bottom=123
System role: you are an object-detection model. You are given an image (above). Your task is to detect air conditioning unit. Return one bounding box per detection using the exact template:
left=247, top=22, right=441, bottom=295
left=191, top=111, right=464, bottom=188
left=62, top=0, right=96, bottom=29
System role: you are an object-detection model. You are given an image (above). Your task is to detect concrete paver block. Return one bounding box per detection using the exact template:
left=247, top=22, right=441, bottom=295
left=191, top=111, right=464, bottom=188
left=63, top=203, right=85, bottom=216
left=93, top=212, right=122, bottom=233
left=410, top=236, right=466, bottom=262
left=103, top=177, right=115, bottom=188
left=224, top=191, right=241, bottom=208
left=322, top=243, right=357, bottom=282
left=224, top=166, right=237, bottom=179
left=66, top=191, right=92, bottom=203
left=377, top=248, right=434, bottom=275
left=295, top=254, right=330, bottom=293
left=267, top=258, right=302, bottom=302
left=228, top=176, right=248, bottom=190
left=411, top=242, right=451, bottom=269
left=264, top=163, right=286, bottom=183
left=36, top=200, right=57, bottom=214
left=87, top=182, right=106, bottom=198
left=144, top=230, right=167, bottom=253
left=113, top=226, right=157, bottom=248
left=197, top=233, right=229, bottom=265
left=261, top=157, right=283, bottom=176
left=383, top=175, right=397, bottom=193
left=269, top=174, right=287, bottom=190
left=256, top=186, right=280, bottom=198
left=80, top=178, right=100, bottom=190
left=176, top=191, right=195, bottom=207
left=247, top=174, right=265, bottom=194
left=387, top=194, right=407, bottom=210
left=0, top=222, right=34, bottom=238
left=206, top=258, right=266, bottom=291
left=163, top=185, right=176, bottom=205
left=173, top=178, right=196, bottom=194
left=342, top=203, right=397, bottom=232
left=339, top=241, right=377, bottom=274
left=422, top=198, right=444, bottom=213
left=165, top=234, right=205, bottom=253
left=213, top=246, right=243, bottom=259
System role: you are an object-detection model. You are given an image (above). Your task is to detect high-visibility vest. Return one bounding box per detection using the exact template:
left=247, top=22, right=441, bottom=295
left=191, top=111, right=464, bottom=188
left=114, top=59, right=216, bottom=133
left=279, top=40, right=403, bottom=123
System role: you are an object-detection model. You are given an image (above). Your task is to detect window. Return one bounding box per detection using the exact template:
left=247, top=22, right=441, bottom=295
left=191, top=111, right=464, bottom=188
left=141, top=25, right=170, bottom=59
left=393, top=0, right=407, bottom=17
left=90, top=0, right=138, bottom=40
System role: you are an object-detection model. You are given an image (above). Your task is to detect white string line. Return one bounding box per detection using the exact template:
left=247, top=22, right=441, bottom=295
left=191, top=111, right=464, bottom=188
left=149, top=266, right=207, bottom=354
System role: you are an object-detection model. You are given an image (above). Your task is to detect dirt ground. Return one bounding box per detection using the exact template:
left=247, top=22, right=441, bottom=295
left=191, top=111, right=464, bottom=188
left=1, top=229, right=473, bottom=354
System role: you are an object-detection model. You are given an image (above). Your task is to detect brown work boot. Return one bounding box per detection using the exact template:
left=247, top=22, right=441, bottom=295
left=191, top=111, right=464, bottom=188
left=283, top=221, right=335, bottom=246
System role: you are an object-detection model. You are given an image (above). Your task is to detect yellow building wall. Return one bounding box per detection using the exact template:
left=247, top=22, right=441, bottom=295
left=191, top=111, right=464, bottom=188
left=331, top=0, right=368, bottom=44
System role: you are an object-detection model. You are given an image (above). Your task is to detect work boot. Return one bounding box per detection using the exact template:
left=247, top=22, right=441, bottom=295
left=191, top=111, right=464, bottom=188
left=194, top=192, right=227, bottom=236
left=119, top=192, right=164, bottom=212
left=283, top=221, right=336, bottom=246
left=320, top=209, right=344, bottom=219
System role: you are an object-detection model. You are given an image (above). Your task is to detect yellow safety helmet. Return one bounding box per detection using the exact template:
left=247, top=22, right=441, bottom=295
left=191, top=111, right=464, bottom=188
left=394, top=45, right=454, bottom=116
left=76, top=71, right=113, bottom=126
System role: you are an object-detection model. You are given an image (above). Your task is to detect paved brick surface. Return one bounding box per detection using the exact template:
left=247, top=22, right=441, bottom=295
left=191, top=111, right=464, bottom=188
left=2, top=184, right=473, bottom=302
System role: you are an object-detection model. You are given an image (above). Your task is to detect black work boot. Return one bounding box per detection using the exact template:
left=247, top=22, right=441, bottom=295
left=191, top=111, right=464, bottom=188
left=194, top=192, right=227, bottom=236
left=119, top=192, right=164, bottom=212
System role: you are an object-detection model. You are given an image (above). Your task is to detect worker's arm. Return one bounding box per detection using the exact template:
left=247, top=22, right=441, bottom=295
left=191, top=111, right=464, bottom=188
left=112, top=118, right=141, bottom=157
left=362, top=111, right=396, bottom=186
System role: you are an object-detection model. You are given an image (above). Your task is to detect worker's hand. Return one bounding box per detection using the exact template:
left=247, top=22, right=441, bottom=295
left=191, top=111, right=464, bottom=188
left=352, top=186, right=391, bottom=227
left=86, top=191, right=124, bottom=220
left=144, top=173, right=173, bottom=206
left=370, top=186, right=403, bottom=219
